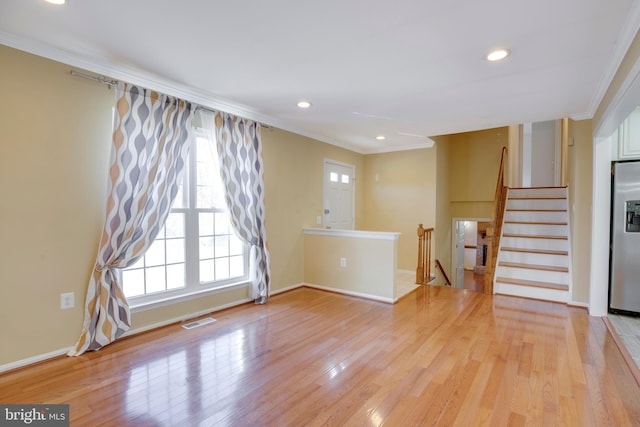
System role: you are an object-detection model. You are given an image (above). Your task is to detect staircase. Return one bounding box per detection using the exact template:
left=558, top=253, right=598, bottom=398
left=493, top=187, right=571, bottom=303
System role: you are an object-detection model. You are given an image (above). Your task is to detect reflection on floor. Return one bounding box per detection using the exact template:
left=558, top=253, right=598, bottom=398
left=608, top=313, right=640, bottom=369
left=463, top=270, right=484, bottom=293
left=394, top=270, right=420, bottom=300
left=394, top=269, right=484, bottom=300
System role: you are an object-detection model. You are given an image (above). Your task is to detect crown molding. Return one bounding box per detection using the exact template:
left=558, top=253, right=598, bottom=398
left=0, top=31, right=369, bottom=154
left=584, top=0, right=640, bottom=120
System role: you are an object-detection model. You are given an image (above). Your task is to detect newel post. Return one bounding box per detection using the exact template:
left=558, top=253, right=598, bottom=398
left=416, top=224, right=424, bottom=284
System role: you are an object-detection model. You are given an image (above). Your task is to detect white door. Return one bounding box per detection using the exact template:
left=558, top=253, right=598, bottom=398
left=452, top=220, right=465, bottom=288
left=324, top=160, right=354, bottom=230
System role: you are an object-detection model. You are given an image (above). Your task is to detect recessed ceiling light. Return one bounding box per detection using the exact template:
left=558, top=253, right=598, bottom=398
left=297, top=101, right=311, bottom=109
left=44, top=0, right=66, bottom=4
left=376, top=135, right=386, bottom=141
left=486, top=48, right=510, bottom=62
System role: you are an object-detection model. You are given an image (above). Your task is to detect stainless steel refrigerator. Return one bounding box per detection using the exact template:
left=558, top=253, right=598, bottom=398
left=610, top=161, right=640, bottom=315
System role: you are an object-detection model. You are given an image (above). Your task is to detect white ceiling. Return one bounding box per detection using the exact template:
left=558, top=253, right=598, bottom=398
left=1, top=0, right=639, bottom=153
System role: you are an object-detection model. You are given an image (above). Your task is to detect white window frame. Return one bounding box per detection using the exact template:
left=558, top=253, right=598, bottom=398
left=123, top=130, right=249, bottom=312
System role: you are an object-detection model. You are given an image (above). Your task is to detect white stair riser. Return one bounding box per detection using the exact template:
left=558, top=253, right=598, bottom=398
left=504, top=210, right=568, bottom=223
left=508, top=188, right=567, bottom=199
left=507, top=199, right=566, bottom=210
left=500, top=237, right=568, bottom=252
left=502, top=223, right=568, bottom=237
left=495, top=283, right=569, bottom=303
left=496, top=266, right=569, bottom=285
left=499, top=251, right=569, bottom=267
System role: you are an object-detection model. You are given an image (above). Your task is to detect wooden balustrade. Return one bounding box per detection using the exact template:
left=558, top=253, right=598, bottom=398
left=435, top=259, right=452, bottom=287
left=483, top=146, right=508, bottom=294
left=416, top=224, right=434, bottom=284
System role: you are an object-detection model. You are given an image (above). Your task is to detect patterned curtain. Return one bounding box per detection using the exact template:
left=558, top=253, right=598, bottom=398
left=68, top=83, right=195, bottom=356
left=210, top=111, right=271, bottom=303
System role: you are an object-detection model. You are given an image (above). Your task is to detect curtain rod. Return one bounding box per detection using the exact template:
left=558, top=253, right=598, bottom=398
left=70, top=70, right=118, bottom=89
left=69, top=69, right=273, bottom=129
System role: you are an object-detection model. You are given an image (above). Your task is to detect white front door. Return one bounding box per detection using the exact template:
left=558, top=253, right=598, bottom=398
left=324, top=160, right=354, bottom=230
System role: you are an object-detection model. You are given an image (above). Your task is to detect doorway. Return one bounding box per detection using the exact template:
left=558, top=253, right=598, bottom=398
left=451, top=218, right=490, bottom=291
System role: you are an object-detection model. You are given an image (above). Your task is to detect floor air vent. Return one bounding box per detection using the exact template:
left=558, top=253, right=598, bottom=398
left=181, top=317, right=216, bottom=330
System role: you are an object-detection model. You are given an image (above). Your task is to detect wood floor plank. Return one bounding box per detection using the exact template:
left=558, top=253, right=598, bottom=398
left=1, top=286, right=639, bottom=426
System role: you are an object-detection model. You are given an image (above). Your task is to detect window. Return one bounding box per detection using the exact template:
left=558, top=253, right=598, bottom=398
left=122, top=133, right=248, bottom=307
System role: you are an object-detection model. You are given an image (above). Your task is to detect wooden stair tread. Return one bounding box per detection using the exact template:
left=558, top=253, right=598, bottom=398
left=501, top=247, right=568, bottom=256
left=508, top=197, right=567, bottom=200
left=498, top=261, right=568, bottom=272
left=502, top=233, right=568, bottom=240
left=506, top=209, right=567, bottom=212
left=505, top=221, right=567, bottom=226
left=495, top=276, right=569, bottom=291
left=509, top=186, right=568, bottom=190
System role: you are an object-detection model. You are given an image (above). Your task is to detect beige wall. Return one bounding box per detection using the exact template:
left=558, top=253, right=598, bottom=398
left=261, top=128, right=365, bottom=292
left=0, top=46, right=367, bottom=367
left=4, top=41, right=579, bottom=367
left=448, top=127, right=508, bottom=219
left=303, top=233, right=396, bottom=300
left=434, top=136, right=452, bottom=282
left=431, top=128, right=505, bottom=282
left=567, top=120, right=593, bottom=304
left=0, top=45, right=113, bottom=364
left=362, top=148, right=436, bottom=270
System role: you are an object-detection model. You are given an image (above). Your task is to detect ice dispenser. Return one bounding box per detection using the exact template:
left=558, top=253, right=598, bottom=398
left=626, top=201, right=640, bottom=232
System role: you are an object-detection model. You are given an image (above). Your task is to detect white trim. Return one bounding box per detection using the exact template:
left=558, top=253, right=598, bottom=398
left=0, top=289, right=280, bottom=373
left=594, top=50, right=640, bottom=138
left=129, top=281, right=249, bottom=313
left=581, top=0, right=640, bottom=121
left=450, top=217, right=491, bottom=289
left=303, top=283, right=394, bottom=304
left=495, top=283, right=569, bottom=303
left=364, top=142, right=435, bottom=155
left=589, top=136, right=612, bottom=317
left=270, top=283, right=304, bottom=295
left=569, top=300, right=589, bottom=309
left=0, top=31, right=371, bottom=155
left=303, top=228, right=400, bottom=241
left=0, top=347, right=72, bottom=374
left=562, top=187, right=574, bottom=303
left=123, top=298, right=253, bottom=338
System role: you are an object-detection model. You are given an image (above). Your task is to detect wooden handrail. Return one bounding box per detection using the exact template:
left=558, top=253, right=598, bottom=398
left=483, top=146, right=508, bottom=294
left=416, top=224, right=434, bottom=284
left=435, top=259, right=452, bottom=287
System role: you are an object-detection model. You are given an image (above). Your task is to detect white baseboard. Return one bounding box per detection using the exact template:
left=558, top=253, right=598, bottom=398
left=303, top=283, right=394, bottom=304
left=270, top=283, right=304, bottom=295
left=0, top=347, right=72, bottom=374
left=123, top=298, right=253, bottom=338
left=568, top=300, right=589, bottom=309
left=0, top=283, right=394, bottom=374
left=0, top=297, right=254, bottom=374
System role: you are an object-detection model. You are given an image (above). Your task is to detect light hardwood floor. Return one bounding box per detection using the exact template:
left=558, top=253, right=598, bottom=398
left=1, top=286, right=639, bottom=426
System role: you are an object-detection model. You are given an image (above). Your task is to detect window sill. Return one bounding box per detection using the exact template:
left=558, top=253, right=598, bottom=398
left=129, top=280, right=250, bottom=314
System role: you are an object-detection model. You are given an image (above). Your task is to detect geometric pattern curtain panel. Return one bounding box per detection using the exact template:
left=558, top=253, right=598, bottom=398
left=211, top=111, right=271, bottom=303
left=68, top=83, right=195, bottom=356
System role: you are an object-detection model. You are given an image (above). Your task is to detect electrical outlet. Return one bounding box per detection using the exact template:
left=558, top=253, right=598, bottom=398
left=60, top=292, right=75, bottom=310
left=316, top=215, right=322, bottom=225
left=340, top=257, right=347, bottom=268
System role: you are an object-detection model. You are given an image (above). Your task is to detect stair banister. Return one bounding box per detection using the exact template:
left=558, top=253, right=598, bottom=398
left=483, top=147, right=508, bottom=294
left=416, top=225, right=434, bottom=284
